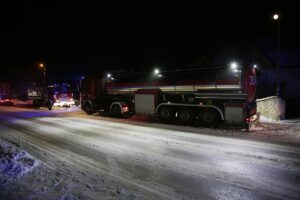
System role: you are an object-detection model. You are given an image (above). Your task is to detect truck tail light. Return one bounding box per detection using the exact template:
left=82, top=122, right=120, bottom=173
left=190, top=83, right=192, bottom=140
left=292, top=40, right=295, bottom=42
left=122, top=105, right=129, bottom=112
left=245, top=112, right=260, bottom=123
left=245, top=117, right=250, bottom=123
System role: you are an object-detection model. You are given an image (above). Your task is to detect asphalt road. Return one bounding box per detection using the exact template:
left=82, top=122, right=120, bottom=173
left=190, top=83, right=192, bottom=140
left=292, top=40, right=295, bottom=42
left=0, top=106, right=300, bottom=200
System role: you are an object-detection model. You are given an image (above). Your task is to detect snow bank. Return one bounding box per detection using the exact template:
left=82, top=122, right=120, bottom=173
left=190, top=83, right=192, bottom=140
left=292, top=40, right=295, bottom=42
left=259, top=116, right=282, bottom=124
left=260, top=116, right=300, bottom=124
left=0, top=141, right=38, bottom=185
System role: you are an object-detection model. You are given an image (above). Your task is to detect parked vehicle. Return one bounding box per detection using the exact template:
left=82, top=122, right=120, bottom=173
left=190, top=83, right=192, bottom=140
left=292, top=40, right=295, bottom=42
left=28, top=83, right=74, bottom=110
left=28, top=86, right=53, bottom=110
left=0, top=95, right=13, bottom=106
left=50, top=83, right=75, bottom=107
left=0, top=83, right=13, bottom=106
left=80, top=64, right=259, bottom=128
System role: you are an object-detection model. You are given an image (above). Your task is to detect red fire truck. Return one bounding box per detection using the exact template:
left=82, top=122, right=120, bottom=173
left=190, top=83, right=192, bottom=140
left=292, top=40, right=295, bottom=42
left=80, top=64, right=259, bottom=127
left=50, top=83, right=75, bottom=107
left=28, top=83, right=74, bottom=110
left=0, top=83, right=13, bottom=106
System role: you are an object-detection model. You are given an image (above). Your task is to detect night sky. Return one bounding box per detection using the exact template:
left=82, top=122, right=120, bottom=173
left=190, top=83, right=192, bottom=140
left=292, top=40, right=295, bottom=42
left=0, top=0, right=299, bottom=84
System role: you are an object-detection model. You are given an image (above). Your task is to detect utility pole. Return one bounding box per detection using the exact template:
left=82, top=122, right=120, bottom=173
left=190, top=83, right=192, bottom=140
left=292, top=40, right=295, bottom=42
left=273, top=13, right=281, bottom=96
left=39, top=63, right=47, bottom=88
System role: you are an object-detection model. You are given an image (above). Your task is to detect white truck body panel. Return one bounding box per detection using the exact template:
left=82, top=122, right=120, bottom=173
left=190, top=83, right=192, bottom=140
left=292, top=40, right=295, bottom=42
left=135, top=94, right=156, bottom=115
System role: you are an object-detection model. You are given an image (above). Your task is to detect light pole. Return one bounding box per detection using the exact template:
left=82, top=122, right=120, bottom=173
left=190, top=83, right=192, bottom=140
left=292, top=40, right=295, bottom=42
left=39, top=63, right=47, bottom=88
left=273, top=13, right=281, bottom=96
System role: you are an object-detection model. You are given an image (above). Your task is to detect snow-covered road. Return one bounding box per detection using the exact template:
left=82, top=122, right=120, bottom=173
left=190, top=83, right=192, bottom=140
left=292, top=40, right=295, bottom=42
left=0, top=106, right=300, bottom=200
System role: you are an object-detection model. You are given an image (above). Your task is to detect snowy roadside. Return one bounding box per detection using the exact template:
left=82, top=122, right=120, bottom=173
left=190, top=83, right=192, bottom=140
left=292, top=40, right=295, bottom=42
left=0, top=140, right=38, bottom=185
left=90, top=113, right=300, bottom=147
left=243, top=116, right=300, bottom=146
left=3, top=104, right=300, bottom=147
left=0, top=136, right=151, bottom=200
left=260, top=116, right=300, bottom=124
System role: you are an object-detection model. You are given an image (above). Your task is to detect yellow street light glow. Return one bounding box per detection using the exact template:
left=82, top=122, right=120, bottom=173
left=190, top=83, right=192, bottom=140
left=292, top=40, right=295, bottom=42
left=39, top=63, right=44, bottom=68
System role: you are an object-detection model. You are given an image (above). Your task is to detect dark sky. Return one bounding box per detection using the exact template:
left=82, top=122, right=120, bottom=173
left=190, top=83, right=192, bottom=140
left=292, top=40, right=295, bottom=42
left=0, top=0, right=299, bottom=83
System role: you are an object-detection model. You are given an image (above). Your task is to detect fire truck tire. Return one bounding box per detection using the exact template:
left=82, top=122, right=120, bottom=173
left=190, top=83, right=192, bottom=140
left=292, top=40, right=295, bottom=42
left=111, top=104, right=121, bottom=117
left=47, top=102, right=52, bottom=110
left=199, top=108, right=220, bottom=127
left=84, top=103, right=93, bottom=115
left=47, top=101, right=52, bottom=110
left=158, top=106, right=175, bottom=122
left=178, top=107, right=194, bottom=124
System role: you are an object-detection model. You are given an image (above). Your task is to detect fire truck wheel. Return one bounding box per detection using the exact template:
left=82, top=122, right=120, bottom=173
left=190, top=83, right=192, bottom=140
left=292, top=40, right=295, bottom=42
left=178, top=107, right=194, bottom=124
left=199, top=108, right=220, bottom=127
left=158, top=106, right=175, bottom=121
left=84, top=103, right=93, bottom=115
left=111, top=104, right=121, bottom=117
left=47, top=101, right=52, bottom=110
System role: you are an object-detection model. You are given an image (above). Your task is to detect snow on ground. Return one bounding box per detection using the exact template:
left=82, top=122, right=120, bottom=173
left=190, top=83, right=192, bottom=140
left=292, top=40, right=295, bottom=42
left=0, top=106, right=300, bottom=199
left=260, top=115, right=300, bottom=124
left=120, top=114, right=300, bottom=147
left=259, top=116, right=282, bottom=123
left=247, top=115, right=300, bottom=146
left=0, top=136, right=147, bottom=200
left=0, top=140, right=38, bottom=185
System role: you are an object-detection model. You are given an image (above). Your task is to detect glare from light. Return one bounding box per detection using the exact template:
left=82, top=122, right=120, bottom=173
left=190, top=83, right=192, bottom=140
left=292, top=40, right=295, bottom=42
left=39, top=63, right=44, bottom=68
left=154, top=68, right=160, bottom=75
left=107, top=73, right=111, bottom=78
left=230, top=62, right=238, bottom=70
left=273, top=14, right=279, bottom=20
left=253, top=64, right=257, bottom=69
left=158, top=74, right=162, bottom=77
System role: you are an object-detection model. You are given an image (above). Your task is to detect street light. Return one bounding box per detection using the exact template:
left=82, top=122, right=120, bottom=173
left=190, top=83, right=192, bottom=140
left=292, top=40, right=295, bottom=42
left=273, top=14, right=279, bottom=20
left=273, top=13, right=281, bottom=96
left=39, top=63, right=47, bottom=88
left=230, top=61, right=238, bottom=70
left=153, top=68, right=162, bottom=78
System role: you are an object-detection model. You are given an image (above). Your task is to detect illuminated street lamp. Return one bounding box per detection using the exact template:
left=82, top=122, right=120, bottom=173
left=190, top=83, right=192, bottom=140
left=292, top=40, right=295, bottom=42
left=273, top=13, right=281, bottom=96
left=153, top=68, right=162, bottom=78
left=39, top=63, right=47, bottom=87
left=273, top=14, right=279, bottom=20
left=154, top=68, right=160, bottom=75
left=230, top=61, right=238, bottom=70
